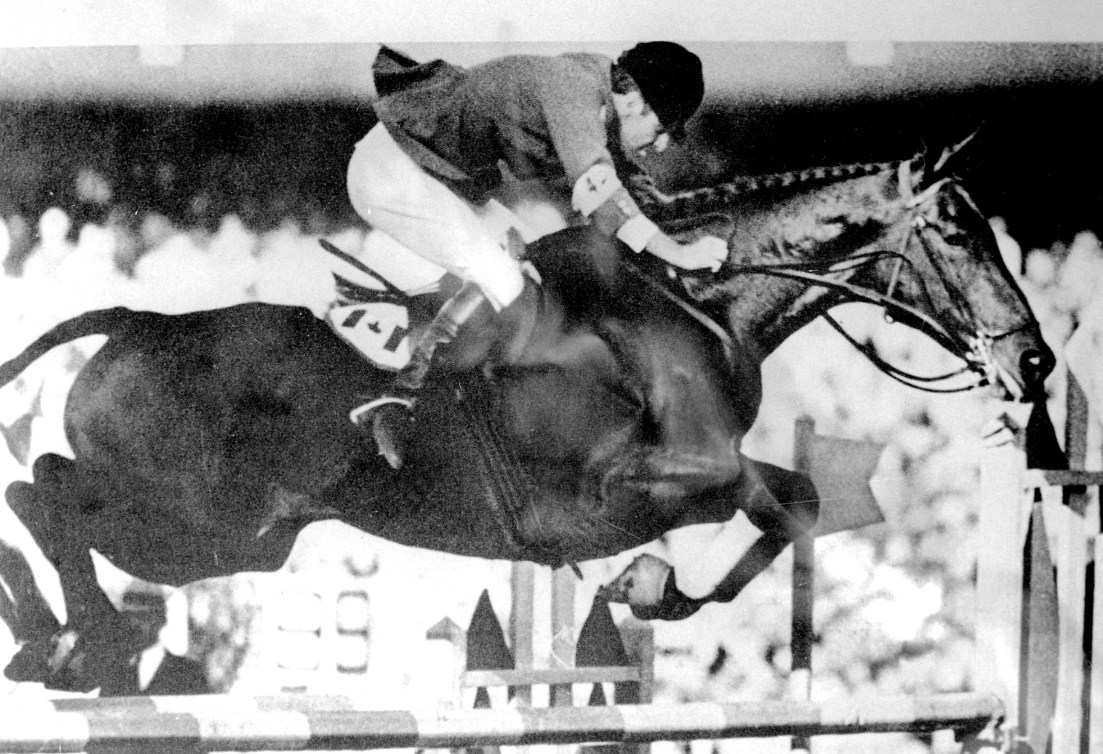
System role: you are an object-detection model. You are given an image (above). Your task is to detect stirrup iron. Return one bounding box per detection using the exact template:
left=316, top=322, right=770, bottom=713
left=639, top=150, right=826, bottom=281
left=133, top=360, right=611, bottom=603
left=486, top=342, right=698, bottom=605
left=349, top=396, right=414, bottom=427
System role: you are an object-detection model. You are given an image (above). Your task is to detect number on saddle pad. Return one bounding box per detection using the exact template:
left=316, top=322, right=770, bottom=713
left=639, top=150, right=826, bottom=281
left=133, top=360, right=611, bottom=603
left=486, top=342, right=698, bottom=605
left=319, top=238, right=421, bottom=372
left=327, top=301, right=412, bottom=372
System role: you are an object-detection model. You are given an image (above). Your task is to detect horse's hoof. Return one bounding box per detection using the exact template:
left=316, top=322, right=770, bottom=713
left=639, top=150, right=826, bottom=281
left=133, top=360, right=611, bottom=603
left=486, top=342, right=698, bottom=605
left=598, top=554, right=703, bottom=621
left=628, top=586, right=702, bottom=621
left=598, top=554, right=673, bottom=608
left=37, top=625, right=145, bottom=693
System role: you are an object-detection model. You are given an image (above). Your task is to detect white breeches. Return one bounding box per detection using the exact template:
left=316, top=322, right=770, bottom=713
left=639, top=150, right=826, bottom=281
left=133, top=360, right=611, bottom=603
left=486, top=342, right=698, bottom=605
left=347, top=123, right=527, bottom=310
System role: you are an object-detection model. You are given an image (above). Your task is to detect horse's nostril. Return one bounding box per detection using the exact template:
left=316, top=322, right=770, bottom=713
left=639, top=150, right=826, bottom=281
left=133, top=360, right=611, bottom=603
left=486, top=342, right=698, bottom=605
left=1020, top=349, right=1055, bottom=389
left=1030, top=350, right=1054, bottom=372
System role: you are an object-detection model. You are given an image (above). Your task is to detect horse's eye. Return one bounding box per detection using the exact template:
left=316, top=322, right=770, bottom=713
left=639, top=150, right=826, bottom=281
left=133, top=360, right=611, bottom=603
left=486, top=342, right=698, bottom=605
left=940, top=228, right=969, bottom=246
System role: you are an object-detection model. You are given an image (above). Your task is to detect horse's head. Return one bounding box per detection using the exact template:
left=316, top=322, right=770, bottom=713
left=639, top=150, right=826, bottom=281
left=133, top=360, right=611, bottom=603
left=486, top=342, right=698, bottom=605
left=881, top=143, right=1054, bottom=400
left=667, top=147, right=1054, bottom=402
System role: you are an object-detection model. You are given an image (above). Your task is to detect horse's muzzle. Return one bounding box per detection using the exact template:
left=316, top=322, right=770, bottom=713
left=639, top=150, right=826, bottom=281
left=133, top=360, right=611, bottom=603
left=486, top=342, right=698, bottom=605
left=989, top=324, right=1055, bottom=402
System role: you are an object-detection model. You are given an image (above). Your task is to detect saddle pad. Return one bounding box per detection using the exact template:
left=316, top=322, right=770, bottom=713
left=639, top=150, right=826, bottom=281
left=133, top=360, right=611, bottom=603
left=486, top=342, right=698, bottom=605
left=318, top=232, right=443, bottom=371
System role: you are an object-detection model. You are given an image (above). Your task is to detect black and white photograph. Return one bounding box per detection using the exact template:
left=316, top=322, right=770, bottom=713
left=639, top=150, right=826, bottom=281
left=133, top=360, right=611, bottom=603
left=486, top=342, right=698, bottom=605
left=1, top=3, right=1101, bottom=752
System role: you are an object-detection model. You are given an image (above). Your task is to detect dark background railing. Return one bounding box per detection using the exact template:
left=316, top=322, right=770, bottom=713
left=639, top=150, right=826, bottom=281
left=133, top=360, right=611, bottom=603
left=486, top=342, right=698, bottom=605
left=2, top=43, right=1101, bottom=260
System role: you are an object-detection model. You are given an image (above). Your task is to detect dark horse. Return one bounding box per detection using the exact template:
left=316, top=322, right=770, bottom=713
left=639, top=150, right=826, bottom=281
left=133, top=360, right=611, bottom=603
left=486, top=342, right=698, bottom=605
left=0, top=144, right=1052, bottom=691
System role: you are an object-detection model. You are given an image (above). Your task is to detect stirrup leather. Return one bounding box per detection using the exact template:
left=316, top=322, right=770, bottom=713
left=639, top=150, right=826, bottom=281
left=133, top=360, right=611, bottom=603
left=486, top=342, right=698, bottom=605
left=349, top=396, right=413, bottom=426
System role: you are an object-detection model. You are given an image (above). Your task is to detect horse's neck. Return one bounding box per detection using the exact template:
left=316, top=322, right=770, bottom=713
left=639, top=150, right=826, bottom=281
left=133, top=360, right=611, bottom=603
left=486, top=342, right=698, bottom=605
left=675, top=166, right=905, bottom=356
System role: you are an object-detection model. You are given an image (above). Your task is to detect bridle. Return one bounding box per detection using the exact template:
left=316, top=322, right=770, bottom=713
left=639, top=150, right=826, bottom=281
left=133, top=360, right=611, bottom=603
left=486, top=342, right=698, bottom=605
left=655, top=164, right=1038, bottom=394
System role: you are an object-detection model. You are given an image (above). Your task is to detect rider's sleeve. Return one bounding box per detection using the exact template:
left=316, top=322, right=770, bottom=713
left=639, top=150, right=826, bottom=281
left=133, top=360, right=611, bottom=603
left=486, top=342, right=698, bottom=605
left=535, top=58, right=661, bottom=251
left=571, top=164, right=661, bottom=252
left=533, top=61, right=612, bottom=183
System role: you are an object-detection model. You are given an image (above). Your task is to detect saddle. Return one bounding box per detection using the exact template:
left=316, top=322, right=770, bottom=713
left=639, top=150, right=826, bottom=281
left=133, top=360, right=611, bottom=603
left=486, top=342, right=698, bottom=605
left=318, top=238, right=541, bottom=555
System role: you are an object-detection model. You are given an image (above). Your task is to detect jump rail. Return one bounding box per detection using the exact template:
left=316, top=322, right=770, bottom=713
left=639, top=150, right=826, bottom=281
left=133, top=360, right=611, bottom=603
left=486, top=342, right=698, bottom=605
left=0, top=693, right=1002, bottom=752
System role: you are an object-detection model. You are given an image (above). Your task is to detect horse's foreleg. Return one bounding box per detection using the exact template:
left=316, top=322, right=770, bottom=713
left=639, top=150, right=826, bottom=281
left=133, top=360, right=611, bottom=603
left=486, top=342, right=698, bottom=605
left=594, top=439, right=777, bottom=517
left=738, top=457, right=820, bottom=547
left=600, top=457, right=819, bottom=620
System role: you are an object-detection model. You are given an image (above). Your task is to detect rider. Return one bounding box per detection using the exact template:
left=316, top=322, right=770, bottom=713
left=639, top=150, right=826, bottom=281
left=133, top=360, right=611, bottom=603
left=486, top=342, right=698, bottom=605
left=346, top=42, right=729, bottom=469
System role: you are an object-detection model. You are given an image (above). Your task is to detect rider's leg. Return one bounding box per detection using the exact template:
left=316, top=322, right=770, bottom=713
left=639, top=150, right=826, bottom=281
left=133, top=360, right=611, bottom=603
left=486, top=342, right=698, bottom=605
left=346, top=124, right=528, bottom=468
left=347, top=123, right=526, bottom=309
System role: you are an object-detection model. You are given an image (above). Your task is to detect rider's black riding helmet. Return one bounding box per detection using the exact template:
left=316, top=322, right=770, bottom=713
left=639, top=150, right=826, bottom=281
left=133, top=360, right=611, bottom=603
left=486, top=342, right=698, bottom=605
left=617, top=41, right=704, bottom=141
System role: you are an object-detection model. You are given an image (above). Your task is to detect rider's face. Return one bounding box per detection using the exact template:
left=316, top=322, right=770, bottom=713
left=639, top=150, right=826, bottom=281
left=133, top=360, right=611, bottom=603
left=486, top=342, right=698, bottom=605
left=612, top=90, right=670, bottom=158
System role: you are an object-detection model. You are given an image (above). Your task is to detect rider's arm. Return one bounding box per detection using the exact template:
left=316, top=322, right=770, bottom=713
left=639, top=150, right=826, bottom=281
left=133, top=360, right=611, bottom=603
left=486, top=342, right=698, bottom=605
left=532, top=59, right=726, bottom=271
left=572, top=163, right=727, bottom=272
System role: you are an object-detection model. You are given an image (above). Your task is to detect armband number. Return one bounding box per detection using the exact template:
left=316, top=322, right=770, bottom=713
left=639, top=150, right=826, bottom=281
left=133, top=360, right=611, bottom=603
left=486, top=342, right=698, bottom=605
left=572, top=164, right=623, bottom=217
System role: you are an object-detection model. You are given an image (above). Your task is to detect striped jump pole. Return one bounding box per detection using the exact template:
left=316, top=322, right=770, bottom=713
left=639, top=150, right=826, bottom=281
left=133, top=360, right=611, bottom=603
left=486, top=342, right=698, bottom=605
left=0, top=693, right=1003, bottom=752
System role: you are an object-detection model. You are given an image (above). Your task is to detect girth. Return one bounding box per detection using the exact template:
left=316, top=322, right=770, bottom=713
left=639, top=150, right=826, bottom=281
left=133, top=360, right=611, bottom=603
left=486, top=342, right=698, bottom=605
left=401, top=372, right=546, bottom=562
left=318, top=239, right=545, bottom=559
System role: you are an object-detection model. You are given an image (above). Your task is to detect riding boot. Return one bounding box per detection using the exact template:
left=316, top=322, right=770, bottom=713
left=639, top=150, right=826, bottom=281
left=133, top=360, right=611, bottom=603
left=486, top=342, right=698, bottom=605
left=351, top=280, right=489, bottom=469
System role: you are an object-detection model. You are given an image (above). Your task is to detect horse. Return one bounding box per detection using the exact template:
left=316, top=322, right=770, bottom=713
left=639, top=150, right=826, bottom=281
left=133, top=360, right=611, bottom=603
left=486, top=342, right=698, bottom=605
left=0, top=141, right=1053, bottom=691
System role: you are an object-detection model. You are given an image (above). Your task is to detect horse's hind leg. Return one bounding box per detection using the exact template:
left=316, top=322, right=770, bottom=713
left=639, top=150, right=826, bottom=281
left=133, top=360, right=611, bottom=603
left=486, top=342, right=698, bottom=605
left=0, top=537, right=63, bottom=683
left=5, top=454, right=143, bottom=691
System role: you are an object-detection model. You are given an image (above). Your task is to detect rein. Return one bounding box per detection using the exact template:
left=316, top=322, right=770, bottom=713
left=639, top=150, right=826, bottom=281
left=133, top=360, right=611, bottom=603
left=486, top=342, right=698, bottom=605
left=621, top=261, right=735, bottom=354
left=655, top=170, right=1036, bottom=394
left=715, top=250, right=992, bottom=392
left=721, top=252, right=963, bottom=353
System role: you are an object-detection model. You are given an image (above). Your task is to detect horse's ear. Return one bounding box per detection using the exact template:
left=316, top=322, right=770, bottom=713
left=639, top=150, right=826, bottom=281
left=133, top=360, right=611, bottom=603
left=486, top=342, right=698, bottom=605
left=932, top=128, right=981, bottom=175
left=901, top=141, right=933, bottom=198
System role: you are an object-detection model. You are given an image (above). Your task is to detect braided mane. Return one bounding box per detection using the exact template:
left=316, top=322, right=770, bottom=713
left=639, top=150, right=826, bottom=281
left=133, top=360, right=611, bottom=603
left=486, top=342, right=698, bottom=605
left=636, top=159, right=899, bottom=226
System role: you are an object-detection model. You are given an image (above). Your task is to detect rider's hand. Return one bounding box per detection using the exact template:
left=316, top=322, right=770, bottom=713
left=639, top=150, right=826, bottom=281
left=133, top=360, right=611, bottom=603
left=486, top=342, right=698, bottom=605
left=677, top=236, right=729, bottom=272
left=642, top=231, right=728, bottom=272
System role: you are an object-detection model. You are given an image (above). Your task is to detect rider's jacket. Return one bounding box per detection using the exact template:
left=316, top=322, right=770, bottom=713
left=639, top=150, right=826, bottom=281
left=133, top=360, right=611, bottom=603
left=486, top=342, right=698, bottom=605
left=371, top=46, right=654, bottom=210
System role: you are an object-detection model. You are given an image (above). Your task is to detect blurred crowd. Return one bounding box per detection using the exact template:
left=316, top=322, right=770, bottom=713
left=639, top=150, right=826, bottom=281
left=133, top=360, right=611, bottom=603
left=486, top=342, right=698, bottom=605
left=1, top=195, right=1101, bottom=753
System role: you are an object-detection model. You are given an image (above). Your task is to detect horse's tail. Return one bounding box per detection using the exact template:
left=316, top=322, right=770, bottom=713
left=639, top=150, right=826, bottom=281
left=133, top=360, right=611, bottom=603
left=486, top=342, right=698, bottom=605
left=0, top=307, right=146, bottom=390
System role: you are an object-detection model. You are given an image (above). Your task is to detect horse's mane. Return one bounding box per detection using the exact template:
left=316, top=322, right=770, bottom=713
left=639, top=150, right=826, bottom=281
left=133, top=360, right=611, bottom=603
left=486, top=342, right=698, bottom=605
left=635, top=159, right=900, bottom=227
